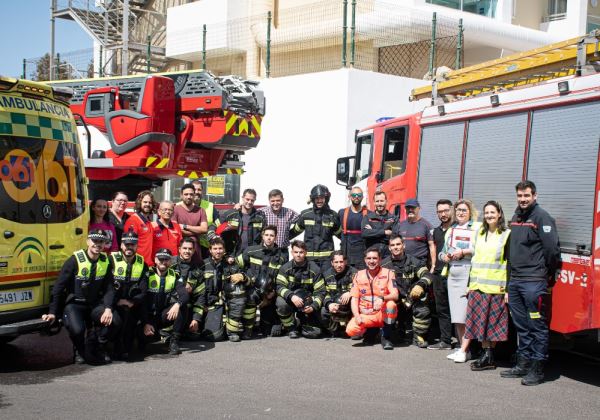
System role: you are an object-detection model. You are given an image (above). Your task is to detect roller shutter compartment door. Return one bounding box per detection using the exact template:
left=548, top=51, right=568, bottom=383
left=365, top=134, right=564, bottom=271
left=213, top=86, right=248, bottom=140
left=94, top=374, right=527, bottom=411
left=417, top=122, right=465, bottom=225
left=463, top=113, right=527, bottom=219
left=528, top=101, right=600, bottom=251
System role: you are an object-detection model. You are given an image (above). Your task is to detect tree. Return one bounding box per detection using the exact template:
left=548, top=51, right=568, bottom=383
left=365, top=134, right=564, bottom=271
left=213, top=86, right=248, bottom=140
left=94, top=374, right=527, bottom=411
left=34, top=53, right=75, bottom=81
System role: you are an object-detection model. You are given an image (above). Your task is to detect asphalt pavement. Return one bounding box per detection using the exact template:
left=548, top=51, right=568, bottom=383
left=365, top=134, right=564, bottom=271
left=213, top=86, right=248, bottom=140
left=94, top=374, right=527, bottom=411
left=1, top=330, right=599, bottom=419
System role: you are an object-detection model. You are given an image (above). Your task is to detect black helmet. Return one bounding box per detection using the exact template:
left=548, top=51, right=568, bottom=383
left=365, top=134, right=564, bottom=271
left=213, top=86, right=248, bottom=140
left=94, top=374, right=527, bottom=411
left=255, top=272, right=274, bottom=294
left=215, top=221, right=239, bottom=255
left=293, top=288, right=313, bottom=309
left=309, top=184, right=331, bottom=204
left=331, top=295, right=352, bottom=322
left=223, top=279, right=244, bottom=298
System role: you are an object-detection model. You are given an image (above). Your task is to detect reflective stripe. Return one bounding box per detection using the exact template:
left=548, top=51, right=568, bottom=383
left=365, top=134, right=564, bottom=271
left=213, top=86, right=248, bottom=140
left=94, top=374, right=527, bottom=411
left=471, top=262, right=507, bottom=270
left=306, top=250, right=333, bottom=258
left=304, top=220, right=315, bottom=226
left=470, top=277, right=507, bottom=287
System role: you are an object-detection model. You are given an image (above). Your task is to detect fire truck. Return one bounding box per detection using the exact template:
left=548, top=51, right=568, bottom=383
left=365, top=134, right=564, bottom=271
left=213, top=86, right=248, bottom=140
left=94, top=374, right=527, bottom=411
left=336, top=32, right=600, bottom=338
left=49, top=70, right=265, bottom=197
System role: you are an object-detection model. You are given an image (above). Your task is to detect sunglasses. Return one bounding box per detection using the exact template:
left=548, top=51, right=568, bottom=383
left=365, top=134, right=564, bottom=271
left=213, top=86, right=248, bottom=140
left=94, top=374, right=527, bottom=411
left=350, top=193, right=363, bottom=198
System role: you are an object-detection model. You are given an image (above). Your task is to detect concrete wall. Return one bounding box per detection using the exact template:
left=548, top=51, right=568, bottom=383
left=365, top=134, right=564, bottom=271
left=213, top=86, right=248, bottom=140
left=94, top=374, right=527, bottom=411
left=239, top=68, right=427, bottom=213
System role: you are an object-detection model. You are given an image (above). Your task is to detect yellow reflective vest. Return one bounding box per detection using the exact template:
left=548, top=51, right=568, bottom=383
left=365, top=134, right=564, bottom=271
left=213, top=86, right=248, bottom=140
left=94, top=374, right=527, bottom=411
left=74, top=250, right=109, bottom=281
left=198, top=200, right=215, bottom=249
left=468, top=228, right=511, bottom=294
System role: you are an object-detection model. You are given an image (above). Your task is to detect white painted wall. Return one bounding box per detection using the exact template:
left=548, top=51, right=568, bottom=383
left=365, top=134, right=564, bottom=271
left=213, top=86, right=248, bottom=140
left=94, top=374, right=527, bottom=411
left=240, top=68, right=427, bottom=214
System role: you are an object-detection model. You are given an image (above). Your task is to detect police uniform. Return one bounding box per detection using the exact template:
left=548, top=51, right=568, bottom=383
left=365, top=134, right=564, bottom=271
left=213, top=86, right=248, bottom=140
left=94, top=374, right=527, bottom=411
left=202, top=255, right=248, bottom=341
left=381, top=254, right=433, bottom=347
left=110, top=234, right=149, bottom=358
left=320, top=265, right=357, bottom=335
left=48, top=231, right=121, bottom=363
left=172, top=256, right=206, bottom=339
left=145, top=249, right=189, bottom=353
left=237, top=243, right=288, bottom=337
left=275, top=259, right=326, bottom=338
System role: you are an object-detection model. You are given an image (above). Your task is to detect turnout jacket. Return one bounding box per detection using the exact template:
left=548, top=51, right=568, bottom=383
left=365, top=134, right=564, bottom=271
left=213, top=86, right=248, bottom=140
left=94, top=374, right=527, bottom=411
left=321, top=265, right=357, bottom=309
left=290, top=205, right=341, bottom=260
left=203, top=257, right=247, bottom=305
left=361, top=210, right=397, bottom=249
left=381, top=254, right=432, bottom=297
left=276, top=260, right=326, bottom=310
left=210, top=208, right=266, bottom=255
left=173, top=257, right=206, bottom=321
left=509, top=202, right=560, bottom=282
left=236, top=243, right=288, bottom=284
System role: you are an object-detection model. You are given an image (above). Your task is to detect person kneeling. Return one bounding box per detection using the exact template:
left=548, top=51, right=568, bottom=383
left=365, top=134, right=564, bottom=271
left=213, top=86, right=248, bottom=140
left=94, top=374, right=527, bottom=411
left=143, top=249, right=189, bottom=355
left=346, top=247, right=398, bottom=350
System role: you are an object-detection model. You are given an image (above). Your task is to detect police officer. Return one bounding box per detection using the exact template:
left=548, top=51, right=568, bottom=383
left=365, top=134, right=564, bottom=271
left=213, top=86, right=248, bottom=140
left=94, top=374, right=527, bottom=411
left=143, top=248, right=189, bottom=355
left=110, top=230, right=150, bottom=360
left=381, top=234, right=434, bottom=348
left=501, top=180, right=560, bottom=386
left=237, top=225, right=288, bottom=338
left=172, top=237, right=206, bottom=339
left=42, top=229, right=121, bottom=364
left=320, top=251, right=356, bottom=336
left=202, top=237, right=248, bottom=342
left=276, top=240, right=326, bottom=339
left=291, top=184, right=341, bottom=270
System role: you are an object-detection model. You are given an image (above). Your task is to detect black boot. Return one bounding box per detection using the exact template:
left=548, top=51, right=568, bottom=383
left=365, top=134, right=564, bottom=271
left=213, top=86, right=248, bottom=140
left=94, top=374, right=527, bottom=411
left=73, top=348, right=86, bottom=365
left=471, top=348, right=496, bottom=371
left=500, top=355, right=531, bottom=378
left=521, top=360, right=545, bottom=386
left=381, top=325, right=394, bottom=350
left=168, top=334, right=182, bottom=355
left=288, top=327, right=300, bottom=339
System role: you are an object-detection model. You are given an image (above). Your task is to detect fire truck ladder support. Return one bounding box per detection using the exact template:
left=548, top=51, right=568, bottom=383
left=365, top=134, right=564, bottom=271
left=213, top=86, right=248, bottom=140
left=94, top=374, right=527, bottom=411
left=411, top=30, right=600, bottom=102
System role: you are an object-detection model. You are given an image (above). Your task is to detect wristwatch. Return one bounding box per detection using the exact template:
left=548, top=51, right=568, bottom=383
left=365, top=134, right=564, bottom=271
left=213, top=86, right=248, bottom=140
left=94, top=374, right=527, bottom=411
left=182, top=224, right=188, bottom=230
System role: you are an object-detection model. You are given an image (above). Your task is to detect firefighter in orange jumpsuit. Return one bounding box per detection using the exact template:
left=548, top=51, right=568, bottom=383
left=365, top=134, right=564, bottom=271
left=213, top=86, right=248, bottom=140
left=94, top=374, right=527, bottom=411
left=346, top=246, right=398, bottom=350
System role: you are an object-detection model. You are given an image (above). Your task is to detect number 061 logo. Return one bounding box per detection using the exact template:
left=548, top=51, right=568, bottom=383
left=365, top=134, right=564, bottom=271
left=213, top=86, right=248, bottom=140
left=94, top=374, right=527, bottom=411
left=0, top=140, right=77, bottom=204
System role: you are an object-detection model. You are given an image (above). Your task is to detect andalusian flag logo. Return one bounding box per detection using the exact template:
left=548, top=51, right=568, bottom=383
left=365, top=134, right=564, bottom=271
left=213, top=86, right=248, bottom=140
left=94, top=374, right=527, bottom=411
left=13, top=236, right=45, bottom=265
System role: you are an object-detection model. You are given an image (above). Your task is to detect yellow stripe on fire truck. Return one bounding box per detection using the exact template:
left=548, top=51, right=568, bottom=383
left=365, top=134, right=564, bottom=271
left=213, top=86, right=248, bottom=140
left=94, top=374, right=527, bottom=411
left=224, top=112, right=262, bottom=138
left=145, top=156, right=169, bottom=168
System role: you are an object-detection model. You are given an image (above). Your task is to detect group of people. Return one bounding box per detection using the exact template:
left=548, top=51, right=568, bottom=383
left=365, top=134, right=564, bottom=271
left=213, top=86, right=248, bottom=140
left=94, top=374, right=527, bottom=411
left=41, top=179, right=559, bottom=386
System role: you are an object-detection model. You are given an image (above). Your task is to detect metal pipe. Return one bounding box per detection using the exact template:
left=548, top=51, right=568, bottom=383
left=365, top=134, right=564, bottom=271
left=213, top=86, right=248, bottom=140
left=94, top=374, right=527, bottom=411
left=266, top=11, right=272, bottom=77
left=99, top=45, right=103, bottom=77
left=147, top=35, right=151, bottom=74
left=456, top=18, right=463, bottom=70
left=350, top=0, right=356, bottom=67
left=428, top=12, right=437, bottom=76
left=122, top=0, right=129, bottom=76
left=22, top=59, right=26, bottom=80
left=342, top=0, right=348, bottom=67
left=202, top=24, right=207, bottom=70
left=50, top=0, right=56, bottom=80
left=56, top=53, right=61, bottom=79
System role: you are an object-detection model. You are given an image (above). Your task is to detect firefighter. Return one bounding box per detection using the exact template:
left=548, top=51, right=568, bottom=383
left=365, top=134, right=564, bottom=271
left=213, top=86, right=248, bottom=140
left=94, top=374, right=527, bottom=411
left=320, top=251, right=357, bottom=336
left=381, top=234, right=434, bottom=348
left=346, top=246, right=398, bottom=350
left=172, top=237, right=206, bottom=340
left=236, top=225, right=288, bottom=338
left=123, top=190, right=157, bottom=266
left=338, top=187, right=367, bottom=268
left=501, top=180, right=559, bottom=386
left=290, top=184, right=341, bottom=270
left=110, top=230, right=150, bottom=360
left=42, top=229, right=121, bottom=365
left=201, top=237, right=248, bottom=342
left=143, top=248, right=189, bottom=355
left=361, top=191, right=397, bottom=259
left=276, top=240, right=326, bottom=338
left=210, top=188, right=266, bottom=256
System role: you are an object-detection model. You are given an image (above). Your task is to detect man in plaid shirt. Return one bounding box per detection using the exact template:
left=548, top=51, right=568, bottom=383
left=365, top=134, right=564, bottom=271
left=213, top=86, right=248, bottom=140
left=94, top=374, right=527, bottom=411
left=258, top=189, right=299, bottom=262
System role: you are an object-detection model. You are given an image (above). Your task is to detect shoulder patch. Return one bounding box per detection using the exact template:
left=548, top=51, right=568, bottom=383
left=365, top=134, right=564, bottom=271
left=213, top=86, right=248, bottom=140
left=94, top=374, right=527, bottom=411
left=543, top=225, right=552, bottom=233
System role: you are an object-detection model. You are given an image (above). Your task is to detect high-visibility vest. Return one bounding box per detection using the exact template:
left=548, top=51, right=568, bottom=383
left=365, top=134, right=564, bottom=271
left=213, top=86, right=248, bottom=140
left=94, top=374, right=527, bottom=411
left=198, top=200, right=215, bottom=248
left=147, top=268, right=177, bottom=293
left=110, top=252, right=145, bottom=284
left=469, top=229, right=511, bottom=294
left=74, top=250, right=109, bottom=282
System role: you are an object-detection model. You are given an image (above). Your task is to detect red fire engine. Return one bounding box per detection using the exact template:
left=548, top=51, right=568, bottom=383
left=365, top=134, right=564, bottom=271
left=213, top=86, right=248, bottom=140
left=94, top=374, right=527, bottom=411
left=336, top=33, right=600, bottom=337
left=49, top=70, right=264, bottom=197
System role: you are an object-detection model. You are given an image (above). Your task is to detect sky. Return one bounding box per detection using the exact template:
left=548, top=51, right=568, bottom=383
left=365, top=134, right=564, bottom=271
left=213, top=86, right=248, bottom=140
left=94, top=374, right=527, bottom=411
left=0, top=0, right=93, bottom=78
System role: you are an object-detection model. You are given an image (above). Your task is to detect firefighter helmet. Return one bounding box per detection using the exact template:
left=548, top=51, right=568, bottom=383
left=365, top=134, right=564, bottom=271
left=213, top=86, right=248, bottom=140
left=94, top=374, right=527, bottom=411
left=330, top=295, right=352, bottom=323
left=215, top=221, right=239, bottom=255
left=249, top=272, right=274, bottom=304
left=309, top=184, right=331, bottom=204
left=293, top=288, right=313, bottom=309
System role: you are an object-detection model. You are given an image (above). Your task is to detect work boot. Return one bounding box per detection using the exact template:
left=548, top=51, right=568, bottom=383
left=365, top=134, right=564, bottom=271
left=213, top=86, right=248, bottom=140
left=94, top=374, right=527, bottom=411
left=288, top=328, right=300, bottom=339
left=427, top=341, right=452, bottom=350
left=73, top=349, right=86, bottom=365
left=242, top=328, right=253, bottom=340
left=381, top=335, right=394, bottom=350
left=270, top=324, right=282, bottom=337
left=362, top=328, right=379, bottom=345
left=521, top=360, right=545, bottom=386
left=413, top=335, right=428, bottom=349
left=471, top=348, right=496, bottom=371
left=500, top=356, right=531, bottom=378
left=228, top=333, right=241, bottom=342
left=168, top=334, right=182, bottom=355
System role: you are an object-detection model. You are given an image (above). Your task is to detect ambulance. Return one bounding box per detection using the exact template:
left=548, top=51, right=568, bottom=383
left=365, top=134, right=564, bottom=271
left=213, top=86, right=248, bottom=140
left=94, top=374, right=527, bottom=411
left=0, top=76, right=88, bottom=343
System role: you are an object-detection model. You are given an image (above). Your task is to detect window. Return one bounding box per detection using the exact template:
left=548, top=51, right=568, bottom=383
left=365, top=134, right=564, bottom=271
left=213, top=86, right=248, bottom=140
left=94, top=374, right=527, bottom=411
left=355, top=134, right=373, bottom=181
left=548, top=0, right=567, bottom=16
left=381, top=127, right=407, bottom=181
left=426, top=0, right=497, bottom=18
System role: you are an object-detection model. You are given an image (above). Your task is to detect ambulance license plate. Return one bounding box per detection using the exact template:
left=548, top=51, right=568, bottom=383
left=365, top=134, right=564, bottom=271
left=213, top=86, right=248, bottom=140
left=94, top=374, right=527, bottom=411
left=0, top=290, right=33, bottom=305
